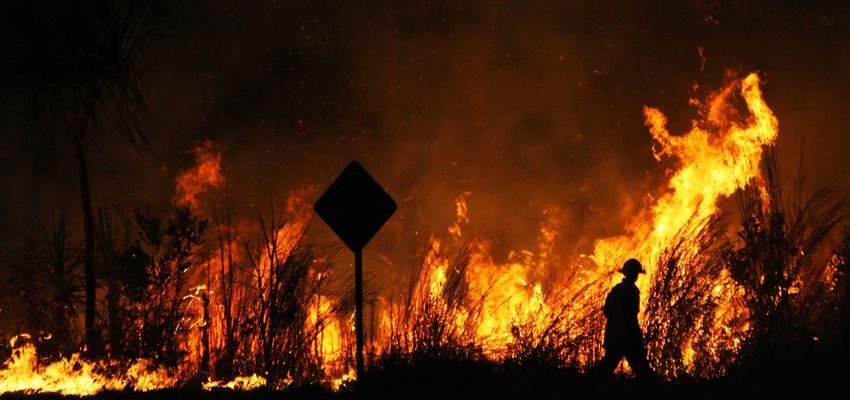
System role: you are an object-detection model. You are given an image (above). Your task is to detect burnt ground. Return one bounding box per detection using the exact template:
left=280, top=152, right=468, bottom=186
left=1, top=352, right=847, bottom=400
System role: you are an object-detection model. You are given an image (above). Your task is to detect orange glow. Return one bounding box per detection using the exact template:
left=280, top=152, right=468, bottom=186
left=203, top=374, right=269, bottom=390
left=592, top=73, right=777, bottom=276
left=174, top=139, right=224, bottom=209
left=0, top=335, right=178, bottom=395
left=0, top=72, right=782, bottom=393
left=448, top=191, right=471, bottom=239
left=591, top=72, right=778, bottom=370
left=309, top=294, right=349, bottom=388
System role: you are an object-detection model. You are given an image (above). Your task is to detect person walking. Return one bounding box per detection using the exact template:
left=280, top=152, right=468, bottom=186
left=597, top=258, right=654, bottom=379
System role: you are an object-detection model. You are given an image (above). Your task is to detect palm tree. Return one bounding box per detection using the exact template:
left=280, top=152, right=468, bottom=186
left=12, top=1, right=160, bottom=353
left=0, top=216, right=85, bottom=353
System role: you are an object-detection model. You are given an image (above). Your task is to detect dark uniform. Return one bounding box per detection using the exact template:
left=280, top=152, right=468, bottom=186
left=598, top=279, right=653, bottom=378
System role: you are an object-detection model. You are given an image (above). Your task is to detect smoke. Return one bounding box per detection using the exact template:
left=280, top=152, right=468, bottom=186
left=2, top=0, right=850, bottom=289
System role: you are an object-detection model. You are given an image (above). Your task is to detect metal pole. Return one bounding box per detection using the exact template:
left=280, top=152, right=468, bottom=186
left=354, top=249, right=365, bottom=380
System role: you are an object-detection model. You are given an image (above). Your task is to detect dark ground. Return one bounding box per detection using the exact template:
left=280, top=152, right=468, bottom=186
left=1, top=353, right=847, bottom=400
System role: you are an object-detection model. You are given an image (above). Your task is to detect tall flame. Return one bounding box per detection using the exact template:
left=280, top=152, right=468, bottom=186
left=592, top=72, right=778, bottom=279
left=0, top=72, right=782, bottom=394
left=590, top=72, right=778, bottom=373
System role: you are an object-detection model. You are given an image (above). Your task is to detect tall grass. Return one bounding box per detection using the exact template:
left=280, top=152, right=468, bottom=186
left=644, top=214, right=737, bottom=378
left=379, top=240, right=482, bottom=364
left=727, top=149, right=847, bottom=360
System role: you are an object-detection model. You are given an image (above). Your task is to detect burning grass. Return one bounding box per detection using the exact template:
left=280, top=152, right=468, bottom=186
left=1, top=72, right=849, bottom=396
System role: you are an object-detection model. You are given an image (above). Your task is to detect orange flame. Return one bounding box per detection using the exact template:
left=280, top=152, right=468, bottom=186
left=174, top=139, right=224, bottom=209
left=0, top=335, right=178, bottom=395
left=448, top=191, right=472, bottom=239
left=592, top=72, right=778, bottom=278
left=0, top=72, right=782, bottom=392
left=591, top=72, right=778, bottom=371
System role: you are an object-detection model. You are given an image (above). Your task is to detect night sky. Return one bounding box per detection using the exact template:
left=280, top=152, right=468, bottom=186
left=2, top=1, right=850, bottom=283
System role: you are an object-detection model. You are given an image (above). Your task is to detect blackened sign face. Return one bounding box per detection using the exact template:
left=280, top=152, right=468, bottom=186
left=315, top=161, right=396, bottom=252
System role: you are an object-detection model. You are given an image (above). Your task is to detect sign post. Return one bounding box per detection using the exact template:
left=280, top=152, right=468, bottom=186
left=314, top=161, right=396, bottom=380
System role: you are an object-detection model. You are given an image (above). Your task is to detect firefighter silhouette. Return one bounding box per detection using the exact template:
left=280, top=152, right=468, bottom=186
left=597, top=258, right=654, bottom=378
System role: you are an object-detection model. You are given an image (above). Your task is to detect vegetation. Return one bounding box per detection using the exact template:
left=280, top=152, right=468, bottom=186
left=0, top=8, right=847, bottom=386
left=9, top=0, right=163, bottom=354
left=1, top=144, right=848, bottom=397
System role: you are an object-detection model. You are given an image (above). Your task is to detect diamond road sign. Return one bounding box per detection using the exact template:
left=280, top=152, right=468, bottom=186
left=314, top=161, right=396, bottom=379
left=314, top=161, right=397, bottom=252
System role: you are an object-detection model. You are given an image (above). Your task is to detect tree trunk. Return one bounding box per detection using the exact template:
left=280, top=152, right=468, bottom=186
left=106, top=277, right=123, bottom=356
left=75, top=140, right=101, bottom=355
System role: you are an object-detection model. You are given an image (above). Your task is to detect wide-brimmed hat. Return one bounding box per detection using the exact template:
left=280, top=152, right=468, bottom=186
left=619, top=258, right=645, bottom=275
